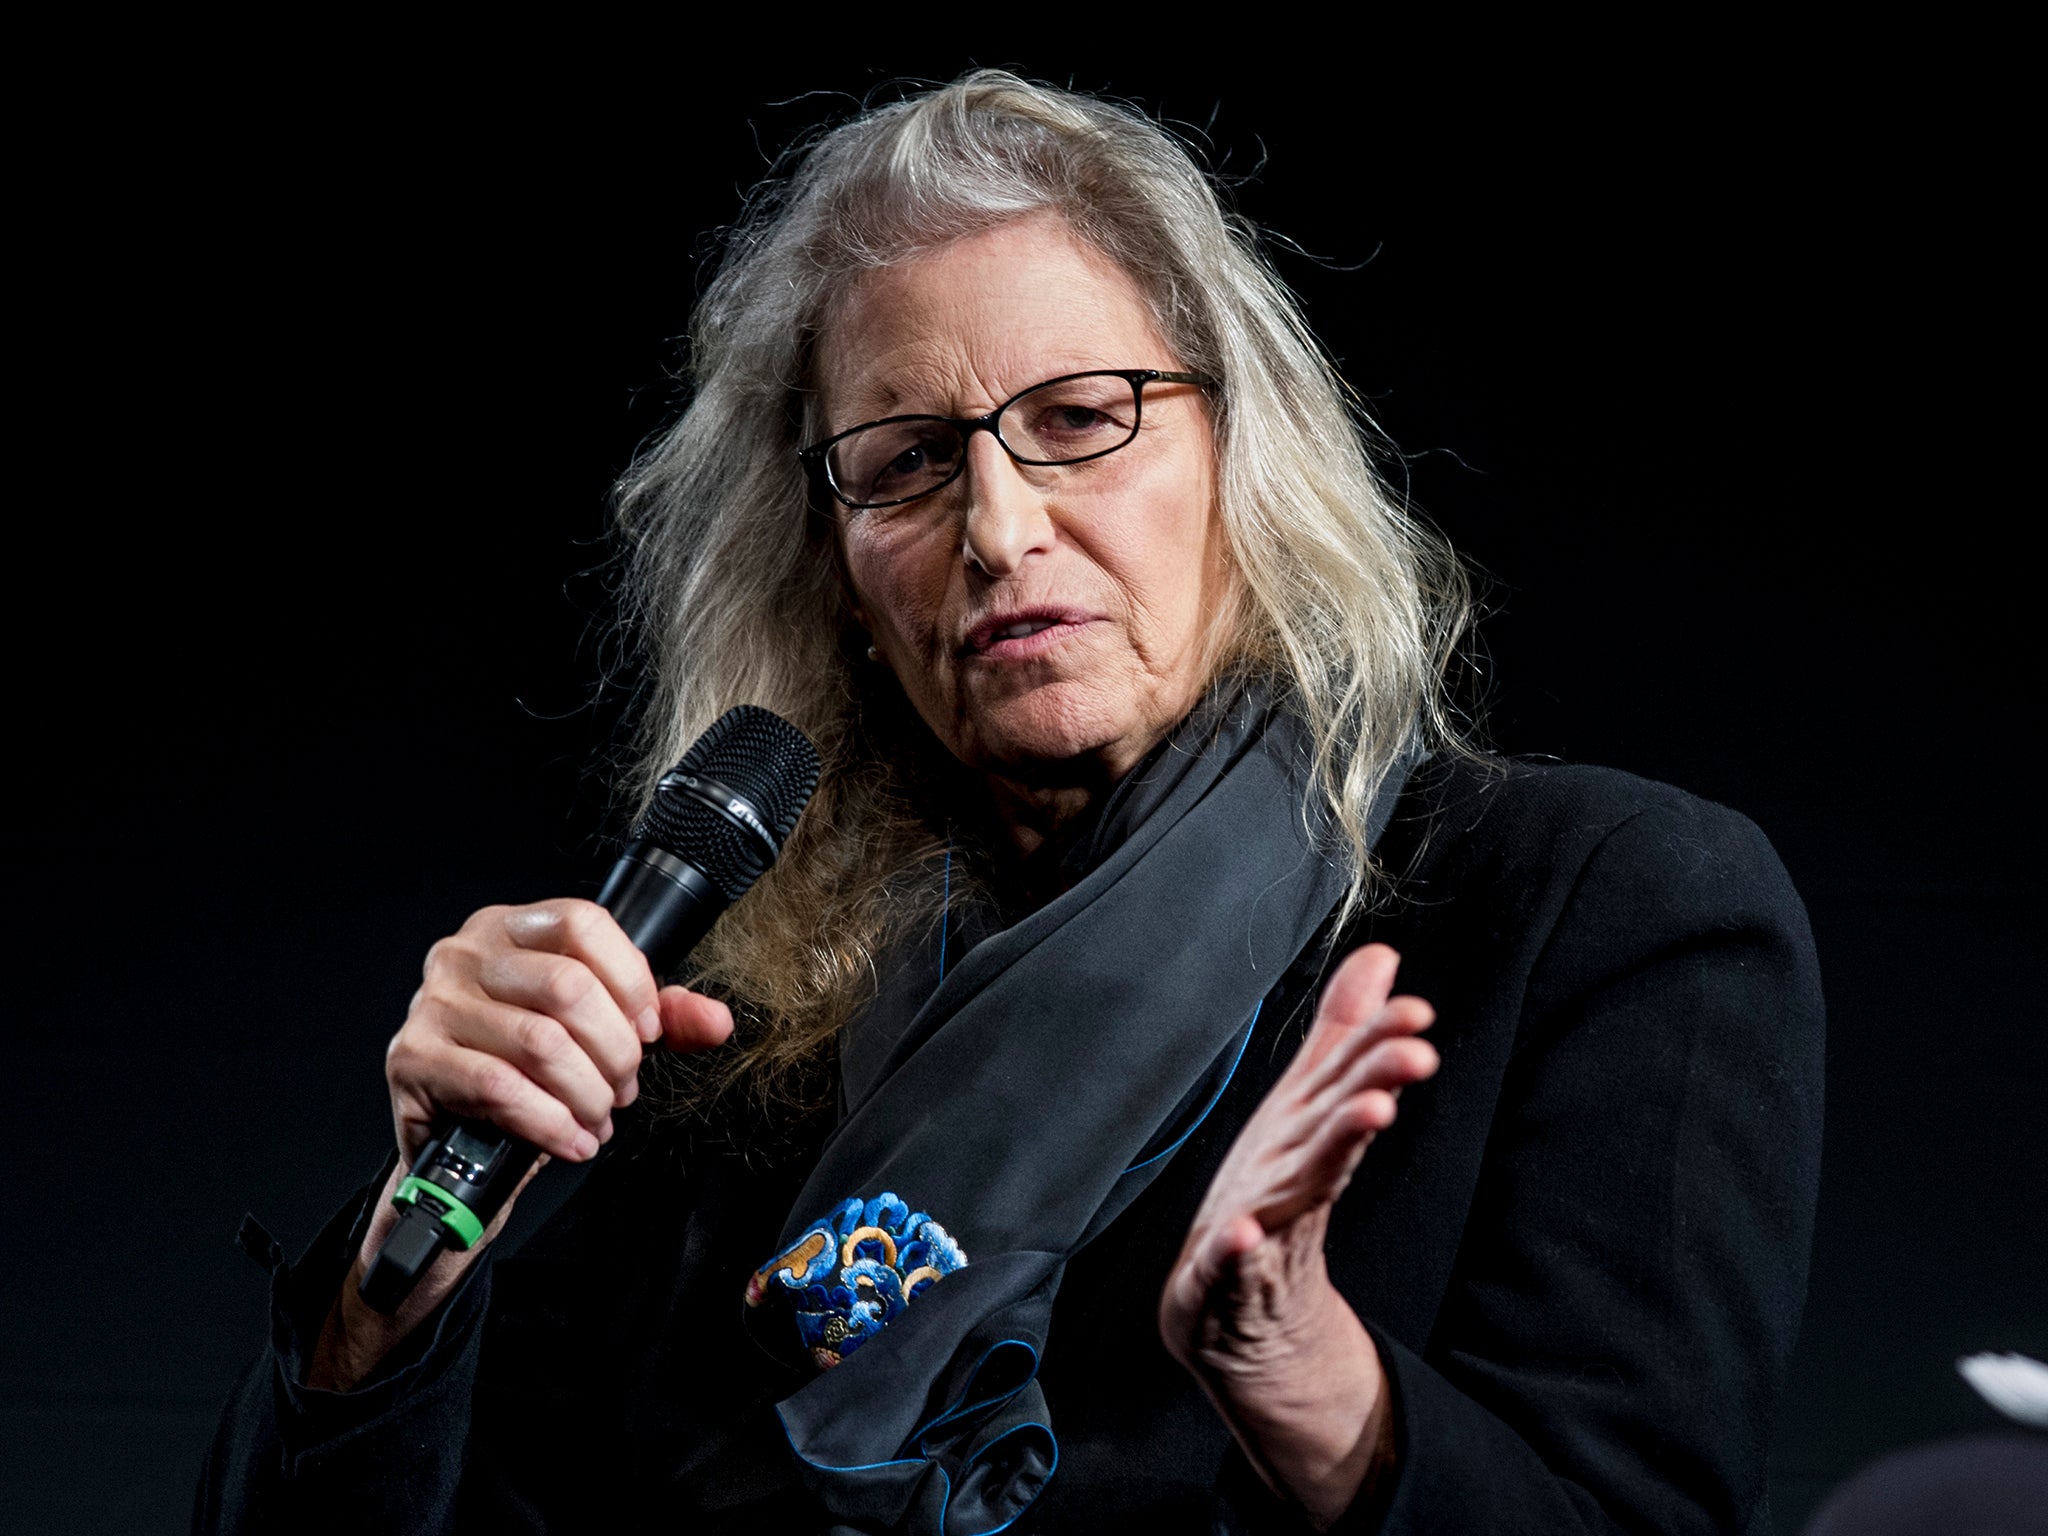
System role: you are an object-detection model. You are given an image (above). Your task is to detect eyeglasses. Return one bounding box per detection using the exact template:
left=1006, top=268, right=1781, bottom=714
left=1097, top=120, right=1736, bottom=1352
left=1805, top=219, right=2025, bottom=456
left=799, top=368, right=1216, bottom=512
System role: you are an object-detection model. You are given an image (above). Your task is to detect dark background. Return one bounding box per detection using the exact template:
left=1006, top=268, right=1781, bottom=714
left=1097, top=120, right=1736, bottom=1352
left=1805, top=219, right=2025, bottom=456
left=6, top=42, right=2038, bottom=1533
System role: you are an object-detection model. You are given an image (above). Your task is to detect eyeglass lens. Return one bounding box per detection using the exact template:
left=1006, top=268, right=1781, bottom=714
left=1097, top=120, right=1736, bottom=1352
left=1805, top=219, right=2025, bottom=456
left=829, top=373, right=1143, bottom=508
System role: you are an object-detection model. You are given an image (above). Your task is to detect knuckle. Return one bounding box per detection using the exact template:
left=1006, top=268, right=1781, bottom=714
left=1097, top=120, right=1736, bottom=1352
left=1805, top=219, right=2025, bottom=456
left=469, top=1058, right=524, bottom=1115
left=394, top=1053, right=458, bottom=1107
left=510, top=1009, right=574, bottom=1070
left=496, top=902, right=563, bottom=950
left=535, top=956, right=597, bottom=1015
left=552, top=898, right=608, bottom=943
left=423, top=929, right=487, bottom=981
left=405, top=985, right=464, bottom=1043
left=457, top=906, right=511, bottom=945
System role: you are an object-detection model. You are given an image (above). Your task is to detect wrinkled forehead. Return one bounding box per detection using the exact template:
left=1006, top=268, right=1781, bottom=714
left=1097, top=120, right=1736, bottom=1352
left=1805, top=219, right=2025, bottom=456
left=809, top=213, right=1175, bottom=435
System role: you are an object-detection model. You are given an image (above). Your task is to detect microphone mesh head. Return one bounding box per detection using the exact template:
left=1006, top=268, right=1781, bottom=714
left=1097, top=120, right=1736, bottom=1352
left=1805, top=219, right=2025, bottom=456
left=637, top=706, right=820, bottom=902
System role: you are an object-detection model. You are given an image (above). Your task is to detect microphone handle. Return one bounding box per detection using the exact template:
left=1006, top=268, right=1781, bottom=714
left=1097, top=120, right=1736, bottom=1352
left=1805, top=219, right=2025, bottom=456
left=357, top=843, right=726, bottom=1315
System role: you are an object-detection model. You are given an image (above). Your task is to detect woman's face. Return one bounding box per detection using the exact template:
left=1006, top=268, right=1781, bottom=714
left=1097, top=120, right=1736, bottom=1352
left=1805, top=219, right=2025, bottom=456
left=819, top=213, right=1234, bottom=788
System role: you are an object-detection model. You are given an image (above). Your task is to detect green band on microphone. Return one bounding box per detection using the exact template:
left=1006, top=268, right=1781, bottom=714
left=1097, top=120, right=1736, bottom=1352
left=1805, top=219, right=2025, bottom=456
left=394, top=1175, right=486, bottom=1249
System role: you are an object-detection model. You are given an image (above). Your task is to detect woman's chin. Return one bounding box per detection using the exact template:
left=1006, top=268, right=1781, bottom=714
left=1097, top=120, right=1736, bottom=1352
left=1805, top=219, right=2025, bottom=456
left=951, top=694, right=1172, bottom=788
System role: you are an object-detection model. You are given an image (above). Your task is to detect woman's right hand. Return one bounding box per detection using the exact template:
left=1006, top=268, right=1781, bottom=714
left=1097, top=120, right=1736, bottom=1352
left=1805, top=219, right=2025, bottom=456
left=308, top=899, right=734, bottom=1390
left=385, top=898, right=733, bottom=1167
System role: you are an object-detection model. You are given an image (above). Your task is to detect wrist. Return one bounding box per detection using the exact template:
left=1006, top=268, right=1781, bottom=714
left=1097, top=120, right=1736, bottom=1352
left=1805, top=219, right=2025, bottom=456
left=307, top=1280, right=382, bottom=1393
left=1198, top=1275, right=1392, bottom=1530
left=305, top=1186, right=473, bottom=1392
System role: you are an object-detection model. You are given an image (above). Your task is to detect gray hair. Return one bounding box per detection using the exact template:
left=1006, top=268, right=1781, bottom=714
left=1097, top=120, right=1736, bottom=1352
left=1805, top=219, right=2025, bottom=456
left=616, top=70, right=1472, bottom=1120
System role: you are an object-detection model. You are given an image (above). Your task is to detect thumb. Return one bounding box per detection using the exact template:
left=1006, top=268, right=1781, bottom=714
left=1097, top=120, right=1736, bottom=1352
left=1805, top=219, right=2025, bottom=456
left=1179, top=1213, right=1265, bottom=1312
left=657, top=986, right=735, bottom=1053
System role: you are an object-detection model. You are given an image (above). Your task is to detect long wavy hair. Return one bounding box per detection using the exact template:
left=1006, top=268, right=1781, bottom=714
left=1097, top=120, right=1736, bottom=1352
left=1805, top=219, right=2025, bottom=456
left=615, top=71, right=1473, bottom=1126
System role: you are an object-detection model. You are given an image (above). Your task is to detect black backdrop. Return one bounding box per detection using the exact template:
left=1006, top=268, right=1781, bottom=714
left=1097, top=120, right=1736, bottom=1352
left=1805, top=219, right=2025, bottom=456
left=6, top=43, right=2039, bottom=1534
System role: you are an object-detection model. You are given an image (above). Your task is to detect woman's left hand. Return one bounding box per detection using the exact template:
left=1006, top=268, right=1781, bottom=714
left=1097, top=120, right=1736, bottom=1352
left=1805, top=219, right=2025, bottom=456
left=1160, top=943, right=1439, bottom=1528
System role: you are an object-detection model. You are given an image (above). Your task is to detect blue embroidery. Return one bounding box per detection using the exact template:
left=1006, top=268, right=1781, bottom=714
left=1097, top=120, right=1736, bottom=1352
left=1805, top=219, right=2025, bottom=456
left=746, top=1192, right=968, bottom=1369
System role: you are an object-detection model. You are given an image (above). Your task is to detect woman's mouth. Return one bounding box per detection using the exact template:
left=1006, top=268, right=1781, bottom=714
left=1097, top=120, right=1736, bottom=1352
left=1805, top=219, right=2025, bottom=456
left=961, top=610, right=1095, bottom=660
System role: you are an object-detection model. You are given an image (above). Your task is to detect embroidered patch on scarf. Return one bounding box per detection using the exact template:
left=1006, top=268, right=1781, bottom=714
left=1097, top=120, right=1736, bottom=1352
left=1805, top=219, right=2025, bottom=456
left=746, top=1193, right=968, bottom=1369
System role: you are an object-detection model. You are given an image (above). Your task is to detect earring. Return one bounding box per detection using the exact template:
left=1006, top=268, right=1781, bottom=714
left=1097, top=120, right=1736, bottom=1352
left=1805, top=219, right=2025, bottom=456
left=866, top=643, right=881, bottom=663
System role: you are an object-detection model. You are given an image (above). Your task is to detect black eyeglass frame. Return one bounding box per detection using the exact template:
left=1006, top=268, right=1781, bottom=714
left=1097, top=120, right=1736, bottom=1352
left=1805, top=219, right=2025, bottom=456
left=798, top=368, right=1217, bottom=512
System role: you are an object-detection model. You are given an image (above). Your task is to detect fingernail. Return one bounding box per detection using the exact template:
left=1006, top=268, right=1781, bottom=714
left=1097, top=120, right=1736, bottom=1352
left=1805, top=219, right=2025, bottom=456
left=637, top=1005, right=661, bottom=1042
left=572, top=1130, right=600, bottom=1159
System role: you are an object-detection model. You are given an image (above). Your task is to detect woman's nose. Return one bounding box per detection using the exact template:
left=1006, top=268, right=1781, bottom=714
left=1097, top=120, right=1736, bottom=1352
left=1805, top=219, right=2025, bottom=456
left=959, top=432, right=1055, bottom=575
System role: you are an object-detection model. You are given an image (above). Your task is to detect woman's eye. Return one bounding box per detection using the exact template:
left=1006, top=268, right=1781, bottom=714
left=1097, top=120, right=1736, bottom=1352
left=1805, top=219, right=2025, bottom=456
left=877, top=441, right=954, bottom=481
left=1022, top=405, right=1119, bottom=451
left=1049, top=406, right=1111, bottom=433
left=850, top=426, right=962, bottom=503
left=1014, top=384, right=1135, bottom=452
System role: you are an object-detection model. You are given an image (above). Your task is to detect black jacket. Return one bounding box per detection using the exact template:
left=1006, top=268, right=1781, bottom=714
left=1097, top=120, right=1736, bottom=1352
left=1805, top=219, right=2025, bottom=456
left=196, top=756, right=1824, bottom=1533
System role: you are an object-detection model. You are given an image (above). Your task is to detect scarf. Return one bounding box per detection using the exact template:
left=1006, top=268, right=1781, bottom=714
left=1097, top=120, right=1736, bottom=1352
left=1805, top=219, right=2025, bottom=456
left=743, top=689, right=1413, bottom=1533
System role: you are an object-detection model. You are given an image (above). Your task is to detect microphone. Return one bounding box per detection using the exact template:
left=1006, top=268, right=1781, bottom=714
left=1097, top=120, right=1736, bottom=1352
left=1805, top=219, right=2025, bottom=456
left=358, top=705, right=820, bottom=1315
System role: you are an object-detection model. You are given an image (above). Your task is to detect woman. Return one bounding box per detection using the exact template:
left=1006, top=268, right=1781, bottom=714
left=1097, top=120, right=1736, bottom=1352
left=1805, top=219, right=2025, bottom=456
left=198, top=73, right=1822, bottom=1533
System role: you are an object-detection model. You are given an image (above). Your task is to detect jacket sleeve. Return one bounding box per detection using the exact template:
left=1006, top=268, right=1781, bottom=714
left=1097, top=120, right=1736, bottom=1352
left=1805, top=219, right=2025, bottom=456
left=192, top=1156, right=494, bottom=1536
left=1364, top=793, right=1825, bottom=1534
left=1368, top=798, right=1818, bottom=1531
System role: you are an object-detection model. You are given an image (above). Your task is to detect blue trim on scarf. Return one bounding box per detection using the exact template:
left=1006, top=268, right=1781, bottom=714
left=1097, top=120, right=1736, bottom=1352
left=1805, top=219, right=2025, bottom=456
left=776, top=1335, right=1058, bottom=1535
left=773, top=1427, right=929, bottom=1474
left=938, top=1420, right=1062, bottom=1535
left=1123, top=998, right=1262, bottom=1176
left=914, top=1338, right=1041, bottom=1445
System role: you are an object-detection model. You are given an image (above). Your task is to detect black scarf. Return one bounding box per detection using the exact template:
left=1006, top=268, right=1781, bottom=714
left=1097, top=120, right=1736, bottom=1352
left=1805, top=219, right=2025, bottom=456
left=744, top=690, right=1413, bottom=1533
